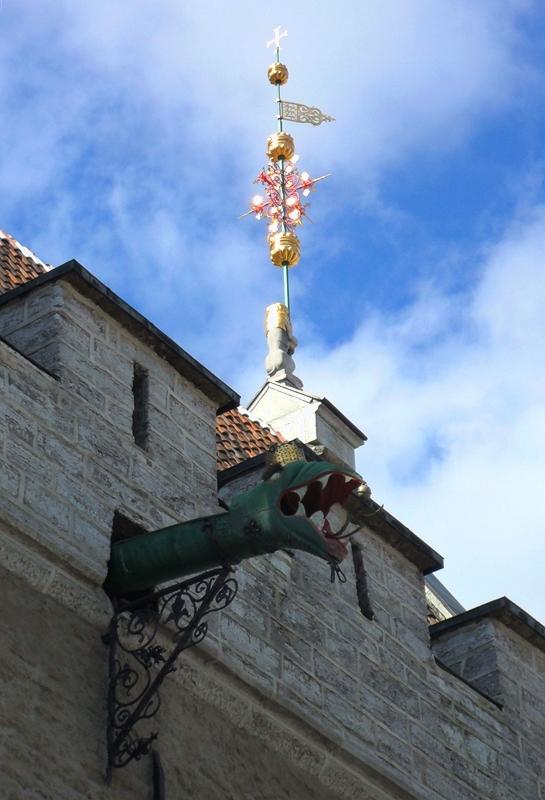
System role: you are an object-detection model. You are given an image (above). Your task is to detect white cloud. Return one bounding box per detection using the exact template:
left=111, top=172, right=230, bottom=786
left=0, top=1, right=537, bottom=329
left=0, top=1, right=543, bottom=619
left=280, top=205, right=545, bottom=620
left=0, top=1, right=534, bottom=212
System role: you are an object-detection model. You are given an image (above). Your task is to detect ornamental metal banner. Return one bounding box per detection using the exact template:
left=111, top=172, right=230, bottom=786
left=279, top=100, right=335, bottom=126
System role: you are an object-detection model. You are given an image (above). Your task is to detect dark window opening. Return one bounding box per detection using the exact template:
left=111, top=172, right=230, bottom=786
left=105, top=511, right=154, bottom=604
left=111, top=510, right=147, bottom=544
left=351, top=541, right=374, bottom=620
left=132, top=362, right=149, bottom=448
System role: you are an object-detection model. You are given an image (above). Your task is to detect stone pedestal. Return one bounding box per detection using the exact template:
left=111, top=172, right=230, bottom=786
left=248, top=381, right=366, bottom=469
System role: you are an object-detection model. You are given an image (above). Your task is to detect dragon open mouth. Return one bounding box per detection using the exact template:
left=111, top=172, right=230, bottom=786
left=279, top=471, right=361, bottom=561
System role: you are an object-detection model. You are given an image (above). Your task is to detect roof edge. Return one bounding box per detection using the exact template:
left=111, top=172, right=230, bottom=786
left=348, top=494, right=443, bottom=575
left=0, top=259, right=239, bottom=413
left=217, top=438, right=320, bottom=487
left=429, top=596, right=545, bottom=654
left=425, top=573, right=465, bottom=615
left=217, top=452, right=268, bottom=487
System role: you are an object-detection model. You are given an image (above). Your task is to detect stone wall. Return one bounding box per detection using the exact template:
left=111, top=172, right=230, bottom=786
left=0, top=562, right=411, bottom=800
left=219, top=475, right=545, bottom=800
left=216, top=504, right=530, bottom=798
left=433, top=615, right=545, bottom=800
left=431, top=619, right=502, bottom=702
left=0, top=281, right=218, bottom=585
left=1, top=278, right=544, bottom=799
left=497, top=625, right=545, bottom=800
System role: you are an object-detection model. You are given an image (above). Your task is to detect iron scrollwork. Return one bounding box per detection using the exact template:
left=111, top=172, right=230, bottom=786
left=105, top=566, right=237, bottom=779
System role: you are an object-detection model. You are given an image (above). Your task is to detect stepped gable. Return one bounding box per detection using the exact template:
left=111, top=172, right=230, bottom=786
left=216, top=407, right=284, bottom=470
left=0, top=231, right=49, bottom=293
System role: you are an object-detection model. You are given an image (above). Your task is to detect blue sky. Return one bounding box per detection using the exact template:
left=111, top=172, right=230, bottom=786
left=1, top=1, right=545, bottom=620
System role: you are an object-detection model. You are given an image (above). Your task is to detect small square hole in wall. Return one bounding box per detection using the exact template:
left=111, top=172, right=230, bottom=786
left=111, top=510, right=147, bottom=544
left=105, top=511, right=154, bottom=604
left=132, top=362, right=149, bottom=449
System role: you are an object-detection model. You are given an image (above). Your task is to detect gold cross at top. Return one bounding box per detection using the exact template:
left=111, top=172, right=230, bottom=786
left=267, top=26, right=288, bottom=50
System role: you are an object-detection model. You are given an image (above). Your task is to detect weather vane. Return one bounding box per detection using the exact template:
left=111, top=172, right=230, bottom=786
left=242, top=27, right=333, bottom=316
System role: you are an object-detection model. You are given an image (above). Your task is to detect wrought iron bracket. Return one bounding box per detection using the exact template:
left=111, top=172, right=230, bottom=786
left=104, top=565, right=237, bottom=781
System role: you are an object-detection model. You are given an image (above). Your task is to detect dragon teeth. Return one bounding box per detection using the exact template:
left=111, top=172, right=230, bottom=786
left=309, top=510, right=325, bottom=529
left=328, top=504, right=348, bottom=535
left=296, top=502, right=307, bottom=517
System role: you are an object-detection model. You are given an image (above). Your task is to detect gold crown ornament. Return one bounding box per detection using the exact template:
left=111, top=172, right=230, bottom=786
left=267, top=62, right=289, bottom=85
left=269, top=232, right=300, bottom=267
left=266, top=440, right=306, bottom=467
left=266, top=132, right=295, bottom=162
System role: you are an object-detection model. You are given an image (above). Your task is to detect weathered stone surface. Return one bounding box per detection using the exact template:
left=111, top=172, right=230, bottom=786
left=248, top=380, right=365, bottom=469
left=0, top=277, right=544, bottom=800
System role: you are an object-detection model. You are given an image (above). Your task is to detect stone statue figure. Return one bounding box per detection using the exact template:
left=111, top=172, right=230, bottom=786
left=264, top=303, right=303, bottom=390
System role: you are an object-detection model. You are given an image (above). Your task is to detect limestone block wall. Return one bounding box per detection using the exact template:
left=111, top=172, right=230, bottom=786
left=1, top=280, right=544, bottom=799
left=0, top=285, right=218, bottom=586
left=431, top=619, right=502, bottom=703
left=433, top=616, right=545, bottom=800
left=3, top=562, right=411, bottom=800
left=219, top=471, right=545, bottom=800
left=0, top=333, right=424, bottom=799
left=496, top=626, right=545, bottom=800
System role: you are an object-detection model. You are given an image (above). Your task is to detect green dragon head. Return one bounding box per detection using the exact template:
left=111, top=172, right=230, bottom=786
left=104, top=459, right=364, bottom=596
left=228, top=460, right=362, bottom=564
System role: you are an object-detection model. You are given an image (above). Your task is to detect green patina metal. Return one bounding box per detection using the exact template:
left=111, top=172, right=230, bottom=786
left=104, top=460, right=361, bottom=595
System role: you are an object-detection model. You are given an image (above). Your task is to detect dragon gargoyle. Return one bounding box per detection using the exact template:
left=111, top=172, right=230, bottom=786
left=104, top=461, right=362, bottom=596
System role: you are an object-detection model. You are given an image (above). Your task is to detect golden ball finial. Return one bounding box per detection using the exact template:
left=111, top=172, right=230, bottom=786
left=269, top=232, right=300, bottom=267
left=266, top=132, right=295, bottom=162
left=267, top=62, right=289, bottom=85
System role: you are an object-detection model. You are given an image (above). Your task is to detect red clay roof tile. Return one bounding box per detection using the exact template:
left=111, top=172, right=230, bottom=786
left=0, top=231, right=48, bottom=293
left=216, top=408, right=284, bottom=471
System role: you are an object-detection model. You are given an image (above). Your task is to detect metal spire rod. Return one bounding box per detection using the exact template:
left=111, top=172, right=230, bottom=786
left=274, top=40, right=291, bottom=312
left=242, top=27, right=333, bottom=322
